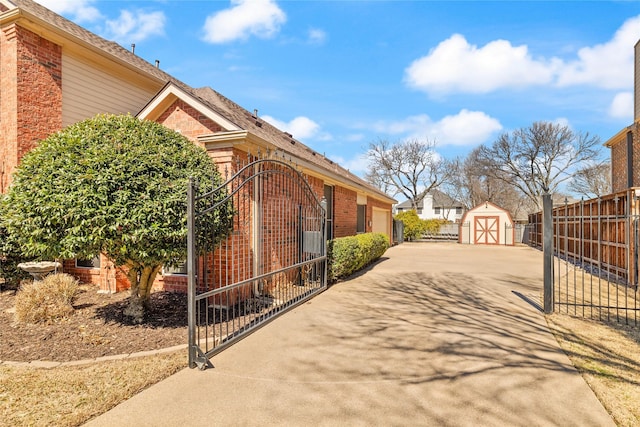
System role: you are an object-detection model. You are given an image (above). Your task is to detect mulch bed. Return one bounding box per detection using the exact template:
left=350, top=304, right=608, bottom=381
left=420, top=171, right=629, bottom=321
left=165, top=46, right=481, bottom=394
left=0, top=284, right=188, bottom=362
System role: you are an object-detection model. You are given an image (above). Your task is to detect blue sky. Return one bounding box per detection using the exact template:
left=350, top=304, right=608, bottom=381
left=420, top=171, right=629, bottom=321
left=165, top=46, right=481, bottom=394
left=39, top=0, right=640, bottom=176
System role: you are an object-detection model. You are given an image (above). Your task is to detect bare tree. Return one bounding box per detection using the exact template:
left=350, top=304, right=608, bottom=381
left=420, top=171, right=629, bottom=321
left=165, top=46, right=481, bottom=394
left=474, top=121, right=601, bottom=210
left=365, top=138, right=450, bottom=208
left=567, top=161, right=611, bottom=199
left=447, top=149, right=536, bottom=219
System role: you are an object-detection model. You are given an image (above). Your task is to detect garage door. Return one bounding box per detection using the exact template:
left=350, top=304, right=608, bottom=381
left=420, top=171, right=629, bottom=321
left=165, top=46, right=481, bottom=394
left=372, top=208, right=390, bottom=238
left=474, top=216, right=499, bottom=245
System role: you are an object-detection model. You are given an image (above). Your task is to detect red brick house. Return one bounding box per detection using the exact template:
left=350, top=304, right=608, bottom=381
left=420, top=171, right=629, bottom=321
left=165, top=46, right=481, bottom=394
left=0, top=0, right=395, bottom=292
left=605, top=40, right=640, bottom=192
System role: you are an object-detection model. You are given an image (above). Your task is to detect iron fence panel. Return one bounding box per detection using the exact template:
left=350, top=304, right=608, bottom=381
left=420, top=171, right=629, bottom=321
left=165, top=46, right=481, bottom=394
left=187, top=153, right=327, bottom=369
left=528, top=189, right=640, bottom=325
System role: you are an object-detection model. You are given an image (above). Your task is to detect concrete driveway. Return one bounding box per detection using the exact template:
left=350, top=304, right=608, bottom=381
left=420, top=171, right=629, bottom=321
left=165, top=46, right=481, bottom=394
left=85, top=243, right=614, bottom=426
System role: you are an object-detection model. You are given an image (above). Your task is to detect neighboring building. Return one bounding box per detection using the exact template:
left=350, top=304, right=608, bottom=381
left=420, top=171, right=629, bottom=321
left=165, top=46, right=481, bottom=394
left=459, top=201, right=515, bottom=246
left=395, top=190, right=465, bottom=222
left=605, top=39, right=640, bottom=192
left=0, top=0, right=396, bottom=293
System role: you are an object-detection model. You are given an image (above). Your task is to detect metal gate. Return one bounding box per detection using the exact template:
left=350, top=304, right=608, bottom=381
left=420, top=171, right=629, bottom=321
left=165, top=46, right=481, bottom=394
left=186, top=154, right=327, bottom=369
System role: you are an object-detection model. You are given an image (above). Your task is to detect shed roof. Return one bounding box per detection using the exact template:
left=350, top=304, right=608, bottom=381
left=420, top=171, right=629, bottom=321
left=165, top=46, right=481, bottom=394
left=460, top=201, right=515, bottom=226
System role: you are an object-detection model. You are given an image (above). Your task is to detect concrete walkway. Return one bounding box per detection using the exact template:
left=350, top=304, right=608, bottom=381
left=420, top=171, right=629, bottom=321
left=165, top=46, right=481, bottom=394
left=84, top=243, right=614, bottom=426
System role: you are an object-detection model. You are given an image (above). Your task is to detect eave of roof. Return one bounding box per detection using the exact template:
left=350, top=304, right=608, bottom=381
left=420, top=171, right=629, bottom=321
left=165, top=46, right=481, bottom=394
left=604, top=124, right=633, bottom=148
left=0, top=0, right=179, bottom=87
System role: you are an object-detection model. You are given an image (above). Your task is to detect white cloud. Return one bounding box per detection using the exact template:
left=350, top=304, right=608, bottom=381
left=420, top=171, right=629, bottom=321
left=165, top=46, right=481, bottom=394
left=372, top=110, right=502, bottom=146
left=608, top=92, right=634, bottom=120
left=105, top=10, right=166, bottom=43
left=202, top=0, right=286, bottom=44
left=435, top=110, right=503, bottom=146
left=557, top=15, right=640, bottom=89
left=262, top=115, right=321, bottom=139
left=405, top=15, right=640, bottom=96
left=405, top=34, right=558, bottom=95
left=37, top=0, right=101, bottom=22
left=328, top=153, right=369, bottom=174
left=308, top=28, right=327, bottom=44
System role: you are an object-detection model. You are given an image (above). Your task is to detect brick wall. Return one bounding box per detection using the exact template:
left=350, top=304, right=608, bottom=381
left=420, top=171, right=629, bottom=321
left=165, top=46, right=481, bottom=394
left=0, top=24, right=18, bottom=193
left=156, top=100, right=224, bottom=146
left=611, top=136, right=628, bottom=193
left=0, top=24, right=62, bottom=192
left=610, top=123, right=640, bottom=193
left=333, top=185, right=357, bottom=238
left=63, top=255, right=132, bottom=293
left=632, top=122, right=640, bottom=189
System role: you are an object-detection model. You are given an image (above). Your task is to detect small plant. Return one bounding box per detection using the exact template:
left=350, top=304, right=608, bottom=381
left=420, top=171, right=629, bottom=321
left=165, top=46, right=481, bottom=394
left=14, top=273, right=80, bottom=324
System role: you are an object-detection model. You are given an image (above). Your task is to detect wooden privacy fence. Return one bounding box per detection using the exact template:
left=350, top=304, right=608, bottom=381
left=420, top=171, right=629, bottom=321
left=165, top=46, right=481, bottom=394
left=529, top=188, right=640, bottom=325
left=528, top=189, right=640, bottom=287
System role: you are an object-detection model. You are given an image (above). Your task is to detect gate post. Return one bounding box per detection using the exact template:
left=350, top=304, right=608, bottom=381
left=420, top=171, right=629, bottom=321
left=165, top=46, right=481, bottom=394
left=187, top=178, right=197, bottom=368
left=543, top=193, right=554, bottom=314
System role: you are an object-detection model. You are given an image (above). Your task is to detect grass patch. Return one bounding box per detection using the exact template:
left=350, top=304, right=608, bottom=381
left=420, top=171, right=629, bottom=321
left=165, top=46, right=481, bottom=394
left=0, top=351, right=186, bottom=427
left=547, top=314, right=640, bottom=427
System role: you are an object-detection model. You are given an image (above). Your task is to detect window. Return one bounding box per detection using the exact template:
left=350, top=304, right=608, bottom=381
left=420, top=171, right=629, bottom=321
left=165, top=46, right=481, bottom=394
left=164, top=261, right=187, bottom=275
left=456, top=207, right=463, bottom=214
left=357, top=204, right=366, bottom=233
left=417, top=208, right=422, bottom=214
left=76, top=256, right=101, bottom=269
left=434, top=207, right=441, bottom=214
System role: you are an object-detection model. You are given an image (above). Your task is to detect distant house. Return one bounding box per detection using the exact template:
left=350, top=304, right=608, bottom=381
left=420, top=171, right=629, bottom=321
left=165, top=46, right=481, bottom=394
left=395, top=190, right=465, bottom=222
left=0, top=0, right=396, bottom=293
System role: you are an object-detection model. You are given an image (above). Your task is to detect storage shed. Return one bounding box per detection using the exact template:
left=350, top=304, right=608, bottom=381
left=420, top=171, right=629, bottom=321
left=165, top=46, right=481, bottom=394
left=459, top=201, right=515, bottom=246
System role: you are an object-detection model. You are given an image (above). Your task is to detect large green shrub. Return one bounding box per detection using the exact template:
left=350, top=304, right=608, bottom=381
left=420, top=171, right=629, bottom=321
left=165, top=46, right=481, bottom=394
left=394, top=210, right=425, bottom=240
left=328, top=232, right=389, bottom=282
left=0, top=114, right=233, bottom=322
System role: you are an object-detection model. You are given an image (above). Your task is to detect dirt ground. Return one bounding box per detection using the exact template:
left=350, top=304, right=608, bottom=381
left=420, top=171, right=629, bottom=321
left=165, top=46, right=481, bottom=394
left=0, top=284, right=187, bottom=362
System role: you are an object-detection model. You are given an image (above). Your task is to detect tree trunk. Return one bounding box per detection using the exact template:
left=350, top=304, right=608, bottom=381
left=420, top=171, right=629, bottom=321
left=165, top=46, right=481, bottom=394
left=123, top=262, right=162, bottom=324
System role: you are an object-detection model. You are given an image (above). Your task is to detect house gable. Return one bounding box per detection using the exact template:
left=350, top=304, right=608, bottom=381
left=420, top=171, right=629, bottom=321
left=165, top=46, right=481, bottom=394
left=137, top=83, right=241, bottom=132
left=155, top=99, right=227, bottom=145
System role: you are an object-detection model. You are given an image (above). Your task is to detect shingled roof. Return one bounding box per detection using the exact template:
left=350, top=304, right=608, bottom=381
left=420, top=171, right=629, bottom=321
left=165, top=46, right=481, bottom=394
left=190, top=86, right=394, bottom=201
left=2, top=0, right=394, bottom=203
left=1, top=0, right=184, bottom=87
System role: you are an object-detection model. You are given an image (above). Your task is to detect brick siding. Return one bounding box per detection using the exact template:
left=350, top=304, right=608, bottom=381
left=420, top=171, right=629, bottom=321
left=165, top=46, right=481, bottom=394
left=1, top=24, right=62, bottom=191
left=333, top=185, right=357, bottom=238
left=156, top=100, right=224, bottom=146
left=610, top=123, right=640, bottom=193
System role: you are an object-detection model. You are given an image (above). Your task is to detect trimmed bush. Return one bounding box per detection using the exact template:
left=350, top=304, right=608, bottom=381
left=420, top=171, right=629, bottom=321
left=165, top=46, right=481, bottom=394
left=328, top=232, right=389, bottom=282
left=14, top=273, right=80, bottom=324
left=394, top=210, right=425, bottom=241
left=423, top=218, right=450, bottom=235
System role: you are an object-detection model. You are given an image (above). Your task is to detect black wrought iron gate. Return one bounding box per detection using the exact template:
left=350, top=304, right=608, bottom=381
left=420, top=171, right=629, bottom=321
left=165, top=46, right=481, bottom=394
left=187, top=154, right=327, bottom=369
